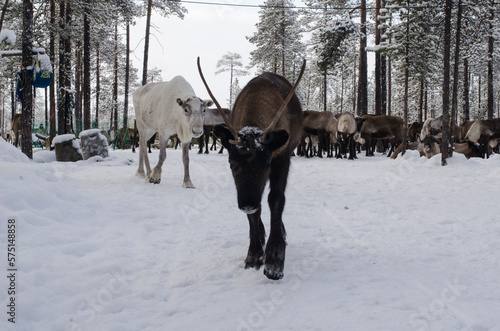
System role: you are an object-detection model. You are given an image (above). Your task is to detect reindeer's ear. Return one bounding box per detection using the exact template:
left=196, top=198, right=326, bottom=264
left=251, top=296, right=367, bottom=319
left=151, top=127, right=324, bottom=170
left=176, top=98, right=185, bottom=107
left=262, top=130, right=289, bottom=152
left=203, top=99, right=214, bottom=107
left=213, top=125, right=233, bottom=150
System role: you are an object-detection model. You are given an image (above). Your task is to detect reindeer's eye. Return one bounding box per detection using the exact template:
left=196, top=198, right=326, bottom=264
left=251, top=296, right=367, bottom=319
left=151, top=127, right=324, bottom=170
left=184, top=108, right=189, bottom=114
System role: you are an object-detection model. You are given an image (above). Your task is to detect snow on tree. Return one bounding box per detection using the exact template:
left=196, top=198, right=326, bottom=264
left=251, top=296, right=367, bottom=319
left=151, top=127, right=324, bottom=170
left=215, top=52, right=248, bottom=108
left=247, top=0, right=305, bottom=80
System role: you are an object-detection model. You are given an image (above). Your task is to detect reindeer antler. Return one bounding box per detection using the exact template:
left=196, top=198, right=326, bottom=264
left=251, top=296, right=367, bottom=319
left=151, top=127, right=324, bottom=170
left=197, top=57, right=240, bottom=143
left=260, top=59, right=307, bottom=140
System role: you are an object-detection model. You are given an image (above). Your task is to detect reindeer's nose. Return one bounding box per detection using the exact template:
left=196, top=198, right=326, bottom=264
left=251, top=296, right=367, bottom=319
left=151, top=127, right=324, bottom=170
left=192, top=128, right=203, bottom=138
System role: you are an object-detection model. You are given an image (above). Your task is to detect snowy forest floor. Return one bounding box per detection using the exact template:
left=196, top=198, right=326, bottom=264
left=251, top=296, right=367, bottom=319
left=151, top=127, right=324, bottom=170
left=1, top=138, right=499, bottom=331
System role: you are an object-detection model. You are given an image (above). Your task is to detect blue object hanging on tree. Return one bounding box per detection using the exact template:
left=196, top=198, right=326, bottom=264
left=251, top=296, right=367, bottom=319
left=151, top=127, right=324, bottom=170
left=16, top=55, right=53, bottom=101
left=32, top=56, right=53, bottom=89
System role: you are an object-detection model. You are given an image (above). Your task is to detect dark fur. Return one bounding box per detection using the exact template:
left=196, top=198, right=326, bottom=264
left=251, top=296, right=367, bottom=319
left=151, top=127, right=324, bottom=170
left=357, top=115, right=403, bottom=157
left=408, top=121, right=424, bottom=142
left=214, top=72, right=303, bottom=280
left=301, top=110, right=337, bottom=158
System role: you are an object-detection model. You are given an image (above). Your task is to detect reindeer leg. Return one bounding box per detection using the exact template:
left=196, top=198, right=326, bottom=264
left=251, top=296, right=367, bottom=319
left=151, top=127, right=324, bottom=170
left=136, top=135, right=148, bottom=178
left=182, top=142, right=195, bottom=188
left=264, top=155, right=289, bottom=280
left=149, top=138, right=166, bottom=184
left=245, top=207, right=265, bottom=270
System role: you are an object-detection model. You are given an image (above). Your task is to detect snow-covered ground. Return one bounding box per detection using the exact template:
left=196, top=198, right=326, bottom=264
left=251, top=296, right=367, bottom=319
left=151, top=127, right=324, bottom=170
left=1, top=137, right=499, bottom=331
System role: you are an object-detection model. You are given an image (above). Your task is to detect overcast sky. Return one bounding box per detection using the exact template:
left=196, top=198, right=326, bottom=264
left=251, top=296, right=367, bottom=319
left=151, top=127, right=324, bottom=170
left=129, top=0, right=267, bottom=109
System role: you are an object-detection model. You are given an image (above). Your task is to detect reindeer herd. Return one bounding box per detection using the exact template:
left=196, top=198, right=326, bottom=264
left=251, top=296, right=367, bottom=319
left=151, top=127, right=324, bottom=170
left=4, top=57, right=498, bottom=280
left=131, top=57, right=500, bottom=280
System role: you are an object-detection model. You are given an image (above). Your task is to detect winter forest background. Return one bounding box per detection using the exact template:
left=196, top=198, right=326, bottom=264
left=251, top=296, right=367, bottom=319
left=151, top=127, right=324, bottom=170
left=0, top=0, right=499, bottom=160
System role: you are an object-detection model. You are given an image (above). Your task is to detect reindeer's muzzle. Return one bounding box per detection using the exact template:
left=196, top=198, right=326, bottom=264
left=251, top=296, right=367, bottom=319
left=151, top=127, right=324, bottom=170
left=192, top=127, right=204, bottom=138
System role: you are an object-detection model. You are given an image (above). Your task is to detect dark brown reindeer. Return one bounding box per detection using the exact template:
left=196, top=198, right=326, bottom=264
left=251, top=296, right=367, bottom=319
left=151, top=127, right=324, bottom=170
left=198, top=57, right=305, bottom=280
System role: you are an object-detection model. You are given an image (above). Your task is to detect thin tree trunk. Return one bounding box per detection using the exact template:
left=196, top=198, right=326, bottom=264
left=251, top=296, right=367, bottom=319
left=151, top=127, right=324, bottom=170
left=387, top=56, right=391, bottom=116
left=450, top=0, right=462, bottom=154
left=357, top=0, right=368, bottom=116
left=424, top=83, right=428, bottom=121
left=340, top=65, right=344, bottom=113
left=323, top=69, right=327, bottom=112
left=83, top=0, right=91, bottom=130
left=21, top=0, right=33, bottom=158
left=0, top=0, right=9, bottom=32
left=402, top=0, right=409, bottom=155
left=49, top=0, right=56, bottom=142
left=441, top=0, right=452, bottom=166
left=487, top=0, right=494, bottom=119
left=418, top=78, right=424, bottom=123
left=478, top=75, right=481, bottom=118
left=58, top=1, right=66, bottom=134
left=45, top=88, right=48, bottom=131
left=123, top=23, right=130, bottom=130
left=95, top=44, right=100, bottom=128
left=142, top=0, right=152, bottom=86
left=75, top=43, right=82, bottom=134
left=64, top=2, right=72, bottom=133
left=380, top=54, right=387, bottom=115
left=463, top=58, right=470, bottom=121
left=113, top=23, right=118, bottom=132
left=375, top=0, right=382, bottom=115
left=352, top=59, right=357, bottom=114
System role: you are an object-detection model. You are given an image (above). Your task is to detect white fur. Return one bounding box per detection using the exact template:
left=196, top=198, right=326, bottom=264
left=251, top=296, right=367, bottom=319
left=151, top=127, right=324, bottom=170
left=337, top=112, right=356, bottom=134
left=133, top=76, right=213, bottom=186
left=420, top=116, right=443, bottom=141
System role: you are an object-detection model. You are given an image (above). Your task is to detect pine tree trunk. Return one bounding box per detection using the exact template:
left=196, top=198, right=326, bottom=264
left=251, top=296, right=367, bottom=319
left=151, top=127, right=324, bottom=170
left=352, top=59, right=357, bottom=114
left=418, top=78, right=424, bottom=123
left=64, top=3, right=72, bottom=133
left=49, top=0, right=56, bottom=142
left=323, top=69, right=327, bottom=112
left=75, top=43, right=82, bottom=134
left=58, top=1, right=66, bottom=134
left=21, top=0, right=33, bottom=158
left=441, top=0, right=452, bottom=166
left=450, top=0, right=463, bottom=154
left=387, top=56, right=391, bottom=116
left=83, top=0, right=91, bottom=130
left=123, top=23, right=130, bottom=130
left=0, top=0, right=9, bottom=32
left=487, top=0, right=494, bottom=119
left=142, top=0, right=152, bottom=86
left=402, top=1, right=409, bottom=154
left=375, top=0, right=382, bottom=115
left=478, top=75, right=481, bottom=118
left=95, top=44, right=100, bottom=128
left=357, top=0, right=368, bottom=116
left=113, top=24, right=119, bottom=131
left=424, top=84, right=428, bottom=121
left=463, top=58, right=470, bottom=121
left=380, top=54, right=387, bottom=115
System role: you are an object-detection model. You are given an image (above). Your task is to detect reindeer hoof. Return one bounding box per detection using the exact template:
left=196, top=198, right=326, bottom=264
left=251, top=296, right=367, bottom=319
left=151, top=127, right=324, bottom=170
left=244, top=254, right=264, bottom=270
left=149, top=178, right=161, bottom=184
left=183, top=180, right=195, bottom=189
left=264, top=266, right=284, bottom=280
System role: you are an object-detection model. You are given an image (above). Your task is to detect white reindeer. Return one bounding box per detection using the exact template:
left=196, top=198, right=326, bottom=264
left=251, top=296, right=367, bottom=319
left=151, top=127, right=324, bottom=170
left=133, top=76, right=213, bottom=187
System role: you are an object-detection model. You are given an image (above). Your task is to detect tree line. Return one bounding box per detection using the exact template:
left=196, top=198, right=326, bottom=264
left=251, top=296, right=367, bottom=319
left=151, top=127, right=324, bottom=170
left=0, top=0, right=499, bottom=164
left=0, top=0, right=185, bottom=158
left=248, top=0, right=499, bottom=164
